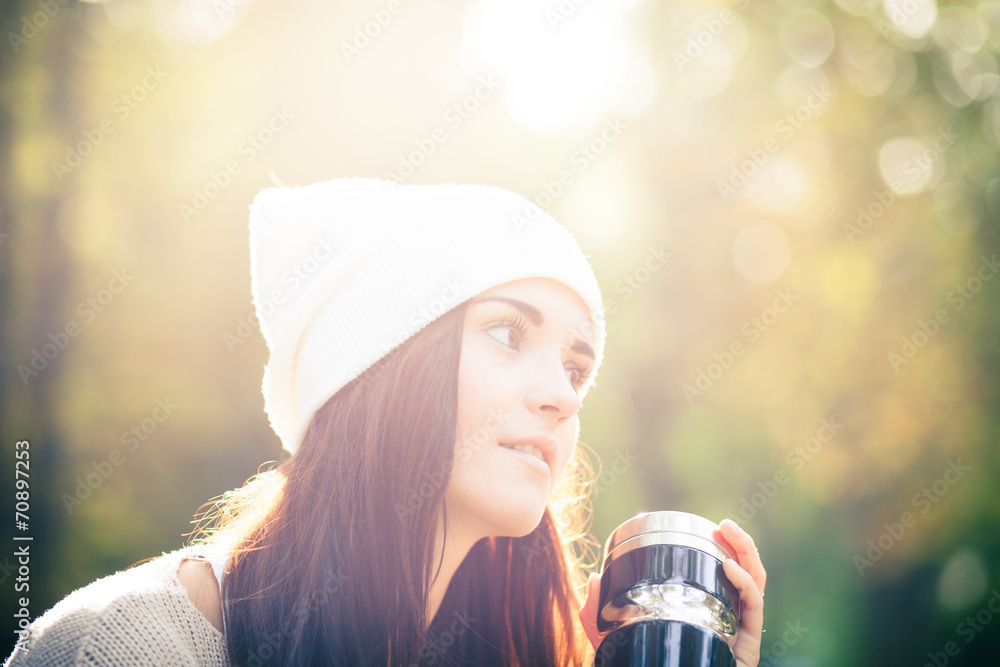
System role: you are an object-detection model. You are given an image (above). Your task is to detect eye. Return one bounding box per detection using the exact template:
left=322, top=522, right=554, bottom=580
left=485, top=313, right=529, bottom=350
left=565, top=363, right=592, bottom=391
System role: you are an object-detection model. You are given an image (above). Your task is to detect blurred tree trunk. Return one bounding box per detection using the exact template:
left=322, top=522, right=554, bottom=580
left=0, top=0, right=82, bottom=656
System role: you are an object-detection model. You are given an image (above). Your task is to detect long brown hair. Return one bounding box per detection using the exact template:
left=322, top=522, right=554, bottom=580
left=189, top=300, right=598, bottom=666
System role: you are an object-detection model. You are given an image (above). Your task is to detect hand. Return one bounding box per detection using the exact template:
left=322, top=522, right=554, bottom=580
left=577, top=518, right=766, bottom=667
left=578, top=571, right=601, bottom=651
left=714, top=518, right=767, bottom=667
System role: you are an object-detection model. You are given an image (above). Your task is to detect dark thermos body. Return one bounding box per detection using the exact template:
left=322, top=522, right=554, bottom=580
left=594, top=512, right=740, bottom=667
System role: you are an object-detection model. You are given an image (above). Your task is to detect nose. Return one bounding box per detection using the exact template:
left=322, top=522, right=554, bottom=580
left=525, top=350, right=582, bottom=421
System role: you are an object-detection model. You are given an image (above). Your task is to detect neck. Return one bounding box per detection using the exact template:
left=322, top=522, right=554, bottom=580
left=424, top=512, right=480, bottom=630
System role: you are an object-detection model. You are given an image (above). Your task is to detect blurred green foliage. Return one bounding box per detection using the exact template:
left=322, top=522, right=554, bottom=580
left=1, top=0, right=999, bottom=664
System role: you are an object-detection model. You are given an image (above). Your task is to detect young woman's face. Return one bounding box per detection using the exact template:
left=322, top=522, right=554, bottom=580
left=444, top=277, right=596, bottom=540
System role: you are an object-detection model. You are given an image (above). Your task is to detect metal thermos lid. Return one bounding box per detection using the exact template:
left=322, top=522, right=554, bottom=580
left=602, top=511, right=737, bottom=569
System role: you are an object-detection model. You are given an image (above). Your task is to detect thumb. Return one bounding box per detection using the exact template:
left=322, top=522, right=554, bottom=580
left=578, top=572, right=601, bottom=650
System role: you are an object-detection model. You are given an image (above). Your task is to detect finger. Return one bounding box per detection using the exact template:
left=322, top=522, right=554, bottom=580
left=723, top=557, right=764, bottom=667
left=716, top=518, right=766, bottom=595
left=578, top=572, right=601, bottom=650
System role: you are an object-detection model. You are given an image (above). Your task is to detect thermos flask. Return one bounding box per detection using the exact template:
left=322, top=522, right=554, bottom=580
left=593, top=511, right=740, bottom=667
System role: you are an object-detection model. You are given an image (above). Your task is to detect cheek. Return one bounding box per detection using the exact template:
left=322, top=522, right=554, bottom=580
left=455, top=373, right=492, bottom=443
left=455, top=342, right=512, bottom=433
left=455, top=349, right=482, bottom=433
left=553, top=416, right=580, bottom=479
left=454, top=366, right=507, bottom=457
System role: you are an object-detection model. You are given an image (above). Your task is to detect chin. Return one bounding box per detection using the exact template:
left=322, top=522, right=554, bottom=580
left=444, top=469, right=553, bottom=542
left=489, top=499, right=549, bottom=539
left=447, top=496, right=547, bottom=542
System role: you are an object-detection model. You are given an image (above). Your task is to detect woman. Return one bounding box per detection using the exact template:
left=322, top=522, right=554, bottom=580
left=6, top=177, right=765, bottom=666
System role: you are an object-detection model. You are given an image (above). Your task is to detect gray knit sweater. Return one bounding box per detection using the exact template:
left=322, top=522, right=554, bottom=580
left=3, top=545, right=230, bottom=666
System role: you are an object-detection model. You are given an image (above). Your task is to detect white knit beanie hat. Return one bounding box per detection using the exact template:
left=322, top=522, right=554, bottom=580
left=248, top=177, right=606, bottom=455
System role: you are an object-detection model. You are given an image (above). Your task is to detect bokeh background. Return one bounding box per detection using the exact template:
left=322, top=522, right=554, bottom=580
left=2, top=0, right=999, bottom=663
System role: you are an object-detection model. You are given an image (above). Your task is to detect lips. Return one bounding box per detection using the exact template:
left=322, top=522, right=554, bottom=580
left=499, top=435, right=556, bottom=473
left=507, top=442, right=544, bottom=461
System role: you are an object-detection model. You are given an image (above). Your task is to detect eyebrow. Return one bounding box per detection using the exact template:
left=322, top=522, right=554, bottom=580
left=471, top=295, right=596, bottom=360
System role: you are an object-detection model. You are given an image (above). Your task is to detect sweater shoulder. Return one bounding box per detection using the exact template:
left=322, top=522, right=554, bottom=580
left=3, top=545, right=229, bottom=667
